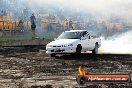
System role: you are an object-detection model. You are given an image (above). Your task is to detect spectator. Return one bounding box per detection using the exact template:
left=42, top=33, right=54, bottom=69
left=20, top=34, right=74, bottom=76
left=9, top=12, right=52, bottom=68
left=30, top=14, right=36, bottom=39
left=30, top=13, right=36, bottom=25
left=18, top=19, right=24, bottom=31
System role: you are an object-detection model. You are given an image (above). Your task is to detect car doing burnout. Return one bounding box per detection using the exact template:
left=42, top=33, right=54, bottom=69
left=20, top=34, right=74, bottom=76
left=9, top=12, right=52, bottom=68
left=46, top=30, right=101, bottom=57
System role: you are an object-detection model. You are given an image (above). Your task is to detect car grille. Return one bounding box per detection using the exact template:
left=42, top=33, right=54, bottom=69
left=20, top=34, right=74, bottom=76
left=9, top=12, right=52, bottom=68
left=53, top=46, right=61, bottom=47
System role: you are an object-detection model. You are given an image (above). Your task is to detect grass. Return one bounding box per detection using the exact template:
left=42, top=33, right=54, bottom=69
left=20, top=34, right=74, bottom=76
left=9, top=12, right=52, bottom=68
left=43, top=35, right=58, bottom=40
left=0, top=36, right=32, bottom=41
left=0, top=35, right=57, bottom=41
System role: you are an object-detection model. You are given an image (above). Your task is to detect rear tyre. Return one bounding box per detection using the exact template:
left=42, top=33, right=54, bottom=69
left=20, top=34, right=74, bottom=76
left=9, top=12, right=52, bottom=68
left=92, top=43, right=98, bottom=54
left=76, top=44, right=82, bottom=54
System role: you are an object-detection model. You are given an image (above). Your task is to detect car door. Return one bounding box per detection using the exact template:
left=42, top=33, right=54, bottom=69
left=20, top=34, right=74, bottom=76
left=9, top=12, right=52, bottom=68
left=88, top=36, right=96, bottom=50
left=80, top=32, right=90, bottom=51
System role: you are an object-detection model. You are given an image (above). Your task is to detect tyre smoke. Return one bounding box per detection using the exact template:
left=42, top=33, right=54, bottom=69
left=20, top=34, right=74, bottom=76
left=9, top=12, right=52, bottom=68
left=99, top=30, right=132, bottom=54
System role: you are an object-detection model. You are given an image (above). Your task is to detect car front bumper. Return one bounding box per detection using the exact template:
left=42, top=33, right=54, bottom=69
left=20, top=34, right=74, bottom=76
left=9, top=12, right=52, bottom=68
left=46, top=46, right=76, bottom=54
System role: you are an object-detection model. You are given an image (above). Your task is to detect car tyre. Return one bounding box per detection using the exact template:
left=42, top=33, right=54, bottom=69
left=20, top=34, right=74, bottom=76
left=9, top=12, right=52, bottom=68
left=76, top=44, right=82, bottom=54
left=92, top=43, right=98, bottom=54
left=50, top=53, right=56, bottom=57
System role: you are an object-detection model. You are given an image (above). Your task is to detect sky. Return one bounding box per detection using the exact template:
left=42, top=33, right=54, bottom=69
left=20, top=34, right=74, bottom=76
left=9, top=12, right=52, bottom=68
left=26, top=0, right=132, bottom=20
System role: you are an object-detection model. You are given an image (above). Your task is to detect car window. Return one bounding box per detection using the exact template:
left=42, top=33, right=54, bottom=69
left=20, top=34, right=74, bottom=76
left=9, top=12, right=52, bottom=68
left=57, top=32, right=82, bottom=39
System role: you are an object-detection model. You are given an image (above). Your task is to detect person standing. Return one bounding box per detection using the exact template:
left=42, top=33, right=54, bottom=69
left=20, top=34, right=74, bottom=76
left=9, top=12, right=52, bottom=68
left=30, top=14, right=36, bottom=39
left=30, top=14, right=36, bottom=25
left=18, top=19, right=24, bottom=31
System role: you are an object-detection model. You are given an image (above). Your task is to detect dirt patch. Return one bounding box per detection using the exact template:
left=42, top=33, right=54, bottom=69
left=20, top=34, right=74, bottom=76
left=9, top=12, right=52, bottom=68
left=0, top=48, right=131, bottom=88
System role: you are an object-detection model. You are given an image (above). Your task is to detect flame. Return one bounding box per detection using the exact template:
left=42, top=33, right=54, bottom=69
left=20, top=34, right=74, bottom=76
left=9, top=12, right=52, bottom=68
left=78, top=66, right=86, bottom=76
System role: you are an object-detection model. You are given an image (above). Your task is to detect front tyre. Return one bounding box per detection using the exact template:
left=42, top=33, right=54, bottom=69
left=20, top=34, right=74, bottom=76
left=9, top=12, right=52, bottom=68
left=92, top=43, right=98, bottom=54
left=50, top=53, right=56, bottom=57
left=76, top=44, right=82, bottom=54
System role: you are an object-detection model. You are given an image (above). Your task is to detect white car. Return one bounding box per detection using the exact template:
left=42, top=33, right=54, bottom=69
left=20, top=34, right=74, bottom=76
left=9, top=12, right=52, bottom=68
left=46, top=30, right=101, bottom=57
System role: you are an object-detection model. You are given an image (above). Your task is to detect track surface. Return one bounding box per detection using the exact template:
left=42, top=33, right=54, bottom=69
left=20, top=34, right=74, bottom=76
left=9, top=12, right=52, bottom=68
left=0, top=48, right=131, bottom=88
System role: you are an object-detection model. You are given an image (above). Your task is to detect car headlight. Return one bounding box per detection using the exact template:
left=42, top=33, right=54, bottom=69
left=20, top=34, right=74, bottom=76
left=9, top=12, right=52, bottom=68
left=68, top=44, right=73, bottom=46
left=47, top=45, right=52, bottom=47
left=62, top=45, right=66, bottom=47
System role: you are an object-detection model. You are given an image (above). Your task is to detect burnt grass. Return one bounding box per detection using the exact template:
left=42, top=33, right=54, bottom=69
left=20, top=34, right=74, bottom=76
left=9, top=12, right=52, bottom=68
left=0, top=47, right=131, bottom=88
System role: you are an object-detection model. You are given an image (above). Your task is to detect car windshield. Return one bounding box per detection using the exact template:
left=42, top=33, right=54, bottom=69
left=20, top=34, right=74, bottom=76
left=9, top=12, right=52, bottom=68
left=57, top=32, right=82, bottom=39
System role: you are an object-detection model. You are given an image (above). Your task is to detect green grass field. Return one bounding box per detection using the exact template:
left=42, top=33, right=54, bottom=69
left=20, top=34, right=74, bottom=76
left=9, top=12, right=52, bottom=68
left=0, top=36, right=31, bottom=41
left=0, top=35, right=56, bottom=41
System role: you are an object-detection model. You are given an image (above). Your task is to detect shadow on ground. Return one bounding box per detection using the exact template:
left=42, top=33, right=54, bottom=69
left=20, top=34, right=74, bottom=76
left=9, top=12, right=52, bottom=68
left=55, top=53, right=132, bottom=61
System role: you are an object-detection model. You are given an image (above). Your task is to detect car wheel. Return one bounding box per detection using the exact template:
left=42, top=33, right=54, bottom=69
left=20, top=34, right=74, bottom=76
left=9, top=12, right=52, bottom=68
left=76, top=44, right=82, bottom=54
left=50, top=53, right=56, bottom=57
left=92, top=43, right=98, bottom=54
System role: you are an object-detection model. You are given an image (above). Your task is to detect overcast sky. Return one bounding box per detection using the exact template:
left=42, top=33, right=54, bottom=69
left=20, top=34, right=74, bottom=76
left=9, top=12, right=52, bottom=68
left=26, top=0, right=132, bottom=19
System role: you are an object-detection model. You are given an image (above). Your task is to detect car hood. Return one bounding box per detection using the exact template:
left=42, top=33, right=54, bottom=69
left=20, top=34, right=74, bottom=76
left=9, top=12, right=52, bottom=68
left=48, top=39, right=79, bottom=45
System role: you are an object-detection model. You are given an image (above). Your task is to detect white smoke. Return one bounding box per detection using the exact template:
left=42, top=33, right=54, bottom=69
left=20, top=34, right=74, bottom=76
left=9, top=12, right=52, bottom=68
left=99, top=30, right=132, bottom=54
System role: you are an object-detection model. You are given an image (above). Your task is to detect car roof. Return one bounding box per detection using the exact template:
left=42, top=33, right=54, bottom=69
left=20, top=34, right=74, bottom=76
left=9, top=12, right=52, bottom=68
left=65, top=30, right=87, bottom=32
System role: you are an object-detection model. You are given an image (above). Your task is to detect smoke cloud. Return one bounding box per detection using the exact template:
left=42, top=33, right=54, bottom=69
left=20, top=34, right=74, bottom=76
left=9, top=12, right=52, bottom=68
left=99, top=30, right=132, bottom=54
left=27, top=0, right=132, bottom=20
